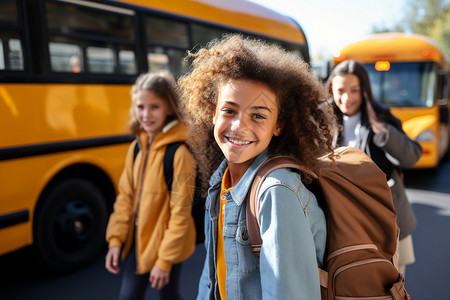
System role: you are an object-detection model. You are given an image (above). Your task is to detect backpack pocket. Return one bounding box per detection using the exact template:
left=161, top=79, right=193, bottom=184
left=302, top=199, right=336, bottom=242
left=330, top=245, right=401, bottom=299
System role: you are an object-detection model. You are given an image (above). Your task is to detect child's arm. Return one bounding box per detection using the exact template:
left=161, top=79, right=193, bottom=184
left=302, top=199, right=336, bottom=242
left=258, top=182, right=324, bottom=299
left=105, top=246, right=121, bottom=274
left=367, top=103, right=422, bottom=168
left=105, top=142, right=136, bottom=248
left=373, top=124, right=422, bottom=168
left=150, top=265, right=169, bottom=290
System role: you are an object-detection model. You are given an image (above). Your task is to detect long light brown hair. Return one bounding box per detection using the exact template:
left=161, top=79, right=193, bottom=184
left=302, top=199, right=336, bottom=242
left=129, top=71, right=180, bottom=136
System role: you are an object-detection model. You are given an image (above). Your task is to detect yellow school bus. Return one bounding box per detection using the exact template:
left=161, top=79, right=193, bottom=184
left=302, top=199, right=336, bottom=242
left=334, top=32, right=450, bottom=168
left=0, top=0, right=309, bottom=272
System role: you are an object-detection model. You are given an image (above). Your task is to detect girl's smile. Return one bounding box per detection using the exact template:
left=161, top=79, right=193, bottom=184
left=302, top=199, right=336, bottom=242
left=134, top=90, right=173, bottom=137
left=213, top=79, right=282, bottom=183
left=226, top=136, right=254, bottom=146
left=331, top=74, right=363, bottom=117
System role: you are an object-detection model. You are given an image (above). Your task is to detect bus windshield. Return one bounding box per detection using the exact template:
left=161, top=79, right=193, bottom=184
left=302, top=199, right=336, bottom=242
left=365, top=62, right=436, bottom=108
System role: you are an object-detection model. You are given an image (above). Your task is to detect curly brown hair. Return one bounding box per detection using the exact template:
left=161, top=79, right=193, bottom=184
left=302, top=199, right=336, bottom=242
left=178, top=34, right=336, bottom=192
left=129, top=71, right=180, bottom=136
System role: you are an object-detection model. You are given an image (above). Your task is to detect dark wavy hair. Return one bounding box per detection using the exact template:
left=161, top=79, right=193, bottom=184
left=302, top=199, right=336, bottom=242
left=129, top=71, right=180, bottom=136
left=325, top=59, right=393, bottom=124
left=178, top=34, right=336, bottom=193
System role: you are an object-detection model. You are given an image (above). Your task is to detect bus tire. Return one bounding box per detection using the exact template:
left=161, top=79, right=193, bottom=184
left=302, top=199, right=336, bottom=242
left=445, top=131, right=450, bottom=161
left=33, top=178, right=108, bottom=273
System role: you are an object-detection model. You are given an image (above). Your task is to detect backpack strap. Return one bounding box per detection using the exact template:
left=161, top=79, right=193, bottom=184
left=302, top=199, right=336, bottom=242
left=163, top=142, right=183, bottom=193
left=246, top=156, right=330, bottom=289
left=133, top=141, right=140, bottom=164
left=246, top=156, right=317, bottom=257
left=133, top=141, right=183, bottom=192
left=389, top=274, right=410, bottom=300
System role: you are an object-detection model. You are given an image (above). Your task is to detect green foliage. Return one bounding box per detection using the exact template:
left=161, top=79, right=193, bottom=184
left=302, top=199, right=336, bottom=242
left=372, top=0, right=450, bottom=59
left=371, top=24, right=405, bottom=34
left=429, top=5, right=450, bottom=59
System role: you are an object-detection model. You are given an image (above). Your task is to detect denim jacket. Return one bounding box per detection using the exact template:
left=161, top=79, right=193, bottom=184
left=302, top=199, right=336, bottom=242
left=197, top=149, right=326, bottom=300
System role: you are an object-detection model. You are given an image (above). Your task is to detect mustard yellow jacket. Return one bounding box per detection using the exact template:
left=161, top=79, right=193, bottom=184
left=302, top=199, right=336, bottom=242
left=105, top=121, right=196, bottom=274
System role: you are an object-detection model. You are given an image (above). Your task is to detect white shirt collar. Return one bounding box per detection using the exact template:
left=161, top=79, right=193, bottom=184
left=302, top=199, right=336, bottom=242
left=162, top=119, right=178, bottom=134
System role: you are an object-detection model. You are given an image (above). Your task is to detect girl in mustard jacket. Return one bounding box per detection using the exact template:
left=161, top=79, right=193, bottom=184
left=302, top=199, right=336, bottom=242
left=105, top=72, right=196, bottom=300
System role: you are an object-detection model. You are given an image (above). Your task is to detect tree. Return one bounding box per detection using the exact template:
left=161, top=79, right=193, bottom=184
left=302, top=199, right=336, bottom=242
left=372, top=0, right=450, bottom=58
left=429, top=5, right=450, bottom=59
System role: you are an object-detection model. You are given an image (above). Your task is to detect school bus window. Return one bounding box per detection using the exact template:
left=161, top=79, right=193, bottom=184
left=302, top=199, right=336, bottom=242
left=145, top=15, right=189, bottom=48
left=366, top=62, right=436, bottom=108
left=167, top=48, right=189, bottom=77
left=87, top=46, right=114, bottom=74
left=281, top=42, right=302, bottom=57
left=0, top=35, right=24, bottom=71
left=45, top=2, right=134, bottom=41
left=421, top=65, right=436, bottom=107
left=0, top=40, right=4, bottom=70
left=8, top=38, right=23, bottom=70
left=191, top=23, right=232, bottom=47
left=438, top=71, right=449, bottom=103
left=148, top=52, right=169, bottom=73
left=287, top=48, right=302, bottom=59
left=147, top=47, right=187, bottom=77
left=0, top=0, right=18, bottom=25
left=118, top=49, right=136, bottom=75
left=49, top=42, right=83, bottom=73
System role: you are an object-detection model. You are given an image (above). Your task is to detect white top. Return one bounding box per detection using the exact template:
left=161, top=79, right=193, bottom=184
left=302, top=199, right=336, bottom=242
left=342, top=111, right=361, bottom=147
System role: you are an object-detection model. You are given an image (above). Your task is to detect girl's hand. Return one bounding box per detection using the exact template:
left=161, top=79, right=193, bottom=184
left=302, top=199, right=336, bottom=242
left=105, top=246, right=121, bottom=274
left=150, top=265, right=170, bottom=290
left=366, top=101, right=387, bottom=135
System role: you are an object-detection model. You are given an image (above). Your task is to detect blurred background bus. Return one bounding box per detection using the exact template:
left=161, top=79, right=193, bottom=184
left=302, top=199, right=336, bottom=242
left=334, top=32, right=450, bottom=168
left=0, top=0, right=309, bottom=272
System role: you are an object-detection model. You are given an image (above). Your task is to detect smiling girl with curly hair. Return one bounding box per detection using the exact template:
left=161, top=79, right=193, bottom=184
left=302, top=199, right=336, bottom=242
left=178, top=34, right=336, bottom=299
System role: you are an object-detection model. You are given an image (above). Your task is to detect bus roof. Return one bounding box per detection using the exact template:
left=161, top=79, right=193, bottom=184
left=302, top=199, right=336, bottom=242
left=334, top=32, right=449, bottom=66
left=118, top=0, right=307, bottom=45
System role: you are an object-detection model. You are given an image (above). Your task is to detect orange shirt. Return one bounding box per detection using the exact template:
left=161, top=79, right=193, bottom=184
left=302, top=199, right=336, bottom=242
left=217, top=167, right=232, bottom=300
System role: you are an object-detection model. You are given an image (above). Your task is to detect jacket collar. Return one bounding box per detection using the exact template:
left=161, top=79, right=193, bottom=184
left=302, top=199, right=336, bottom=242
left=136, top=120, right=184, bottom=151
left=162, top=119, right=178, bottom=133
left=209, top=149, right=269, bottom=206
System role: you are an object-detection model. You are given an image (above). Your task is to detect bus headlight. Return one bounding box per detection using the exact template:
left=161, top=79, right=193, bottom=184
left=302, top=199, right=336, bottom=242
left=416, top=129, right=434, bottom=142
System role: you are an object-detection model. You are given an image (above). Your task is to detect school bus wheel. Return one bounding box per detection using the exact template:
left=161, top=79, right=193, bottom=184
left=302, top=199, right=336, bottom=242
left=33, top=178, right=108, bottom=273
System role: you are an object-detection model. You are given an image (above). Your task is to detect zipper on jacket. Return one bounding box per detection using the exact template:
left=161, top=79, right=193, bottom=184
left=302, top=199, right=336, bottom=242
left=135, top=146, right=150, bottom=226
left=133, top=145, right=150, bottom=271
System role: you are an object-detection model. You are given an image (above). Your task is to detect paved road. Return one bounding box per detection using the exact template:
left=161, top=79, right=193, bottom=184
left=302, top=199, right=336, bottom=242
left=0, top=244, right=205, bottom=300
left=402, top=189, right=450, bottom=298
left=402, top=158, right=450, bottom=299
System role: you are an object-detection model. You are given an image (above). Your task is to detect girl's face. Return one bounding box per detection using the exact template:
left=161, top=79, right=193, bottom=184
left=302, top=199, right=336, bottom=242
left=213, top=79, right=282, bottom=171
left=331, top=74, right=363, bottom=116
left=134, top=90, right=173, bottom=136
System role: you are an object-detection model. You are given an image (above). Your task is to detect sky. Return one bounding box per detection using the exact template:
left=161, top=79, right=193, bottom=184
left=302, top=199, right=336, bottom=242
left=249, top=0, right=407, bottom=59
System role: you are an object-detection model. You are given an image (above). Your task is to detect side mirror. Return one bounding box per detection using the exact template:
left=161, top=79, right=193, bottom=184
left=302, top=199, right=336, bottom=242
left=438, top=70, right=448, bottom=106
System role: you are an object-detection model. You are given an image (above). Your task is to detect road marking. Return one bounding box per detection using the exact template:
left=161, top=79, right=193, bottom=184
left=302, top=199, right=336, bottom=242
left=406, top=189, right=450, bottom=217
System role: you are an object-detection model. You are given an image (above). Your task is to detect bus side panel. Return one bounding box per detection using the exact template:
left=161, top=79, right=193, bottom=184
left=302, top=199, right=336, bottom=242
left=0, top=83, right=131, bottom=257
left=391, top=107, right=439, bottom=168
left=0, top=84, right=131, bottom=148
left=0, top=144, right=129, bottom=256
left=0, top=223, right=31, bottom=256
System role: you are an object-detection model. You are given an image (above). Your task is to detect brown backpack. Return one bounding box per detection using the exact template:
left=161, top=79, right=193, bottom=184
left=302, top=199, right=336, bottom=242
left=246, top=147, right=410, bottom=299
